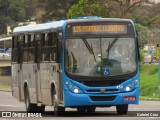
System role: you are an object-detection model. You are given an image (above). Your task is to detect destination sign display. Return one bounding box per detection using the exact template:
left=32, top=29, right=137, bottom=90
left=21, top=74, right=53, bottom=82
left=72, top=25, right=127, bottom=34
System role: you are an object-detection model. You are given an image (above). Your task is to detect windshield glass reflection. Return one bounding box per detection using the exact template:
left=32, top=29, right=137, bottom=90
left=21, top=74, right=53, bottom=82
left=65, top=37, right=136, bottom=77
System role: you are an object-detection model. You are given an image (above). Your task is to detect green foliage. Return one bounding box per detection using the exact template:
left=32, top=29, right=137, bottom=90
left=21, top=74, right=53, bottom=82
left=146, top=15, right=160, bottom=28
left=1, top=0, right=160, bottom=36
left=135, top=23, right=148, bottom=48
left=5, top=41, right=12, bottom=49
left=140, top=51, right=145, bottom=62
left=10, top=23, right=19, bottom=31
left=0, top=0, right=27, bottom=34
left=43, top=0, right=77, bottom=21
left=67, top=0, right=107, bottom=19
left=140, top=64, right=159, bottom=99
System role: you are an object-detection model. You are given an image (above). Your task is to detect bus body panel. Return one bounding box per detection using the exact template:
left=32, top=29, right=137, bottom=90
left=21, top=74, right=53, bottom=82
left=63, top=72, right=139, bottom=107
left=40, top=62, right=54, bottom=105
left=39, top=62, right=61, bottom=105
left=22, top=63, right=37, bottom=103
left=40, top=62, right=51, bottom=105
left=64, top=88, right=139, bottom=107
left=11, top=64, right=21, bottom=101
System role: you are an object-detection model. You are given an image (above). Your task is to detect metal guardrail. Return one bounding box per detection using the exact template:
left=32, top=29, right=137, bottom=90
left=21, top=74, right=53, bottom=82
left=0, top=56, right=11, bottom=67
left=0, top=57, right=11, bottom=61
left=0, top=66, right=11, bottom=75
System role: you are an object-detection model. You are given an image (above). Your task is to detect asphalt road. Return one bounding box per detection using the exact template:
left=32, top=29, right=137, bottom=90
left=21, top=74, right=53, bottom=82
left=0, top=91, right=160, bottom=120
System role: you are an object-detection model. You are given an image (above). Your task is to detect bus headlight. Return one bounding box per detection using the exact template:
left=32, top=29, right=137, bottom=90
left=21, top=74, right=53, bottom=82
left=124, top=80, right=139, bottom=92
left=66, top=81, right=83, bottom=94
left=125, top=86, right=131, bottom=91
left=73, top=88, right=79, bottom=94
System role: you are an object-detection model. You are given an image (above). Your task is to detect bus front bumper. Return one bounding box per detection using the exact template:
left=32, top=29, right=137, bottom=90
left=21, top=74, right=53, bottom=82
left=64, top=88, right=139, bottom=107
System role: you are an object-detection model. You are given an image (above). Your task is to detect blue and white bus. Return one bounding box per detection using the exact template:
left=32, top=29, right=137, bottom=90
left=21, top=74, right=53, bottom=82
left=11, top=16, right=140, bottom=114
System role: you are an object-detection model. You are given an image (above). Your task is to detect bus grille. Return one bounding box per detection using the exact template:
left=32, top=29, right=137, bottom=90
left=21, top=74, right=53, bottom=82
left=90, top=96, right=116, bottom=101
left=81, top=80, right=126, bottom=87
left=86, top=89, right=119, bottom=93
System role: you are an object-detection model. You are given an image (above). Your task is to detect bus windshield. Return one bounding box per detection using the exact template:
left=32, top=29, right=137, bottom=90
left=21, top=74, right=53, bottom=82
left=65, top=37, right=137, bottom=77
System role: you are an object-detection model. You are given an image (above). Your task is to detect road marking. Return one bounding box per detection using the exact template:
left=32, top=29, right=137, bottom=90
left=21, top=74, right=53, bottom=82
left=0, top=104, right=17, bottom=107
left=149, top=117, right=159, bottom=119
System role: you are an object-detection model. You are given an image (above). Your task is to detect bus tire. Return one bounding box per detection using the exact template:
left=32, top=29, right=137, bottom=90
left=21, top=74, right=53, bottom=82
left=24, top=87, right=45, bottom=113
left=116, top=104, right=128, bottom=115
left=52, top=88, right=65, bottom=115
left=24, top=87, right=36, bottom=112
left=37, top=105, right=45, bottom=113
left=86, top=107, right=96, bottom=113
left=77, top=107, right=86, bottom=112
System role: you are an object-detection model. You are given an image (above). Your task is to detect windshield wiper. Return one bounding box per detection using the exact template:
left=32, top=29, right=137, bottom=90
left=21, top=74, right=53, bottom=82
left=106, top=36, right=119, bottom=60
left=81, top=37, right=96, bottom=62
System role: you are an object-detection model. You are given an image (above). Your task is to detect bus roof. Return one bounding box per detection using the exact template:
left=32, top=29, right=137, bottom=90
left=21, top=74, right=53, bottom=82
left=13, top=20, right=66, bottom=35
left=13, top=17, right=133, bottom=35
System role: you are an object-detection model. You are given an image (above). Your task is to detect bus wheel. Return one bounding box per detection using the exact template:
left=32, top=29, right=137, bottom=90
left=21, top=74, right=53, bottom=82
left=86, top=107, right=96, bottom=113
left=25, top=87, right=45, bottom=112
left=52, top=89, right=65, bottom=115
left=37, top=105, right=45, bottom=113
left=77, top=107, right=86, bottom=112
left=24, top=87, right=36, bottom=112
left=116, top=105, right=128, bottom=115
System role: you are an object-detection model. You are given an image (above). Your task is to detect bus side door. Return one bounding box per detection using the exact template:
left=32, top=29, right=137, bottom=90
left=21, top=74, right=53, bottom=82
left=51, top=31, right=63, bottom=104
left=12, top=35, right=23, bottom=101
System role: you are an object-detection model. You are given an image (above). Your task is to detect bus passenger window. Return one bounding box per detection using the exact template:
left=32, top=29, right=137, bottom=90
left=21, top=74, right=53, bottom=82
left=24, top=35, right=28, bottom=47
left=50, top=32, right=57, bottom=61
left=41, top=33, right=45, bottom=47
left=17, top=35, right=24, bottom=63
left=45, top=33, right=49, bottom=46
left=42, top=47, right=49, bottom=61
left=50, top=47, right=56, bottom=61
left=35, top=34, right=42, bottom=41
left=42, top=33, right=49, bottom=61
left=30, top=34, right=35, bottom=47
left=28, top=35, right=31, bottom=47
left=23, top=35, right=28, bottom=62
left=12, top=36, right=18, bottom=62
left=18, top=35, right=23, bottom=43
left=35, top=34, right=42, bottom=63
left=28, top=34, right=35, bottom=62
left=13, top=36, right=18, bottom=49
left=48, top=32, right=53, bottom=45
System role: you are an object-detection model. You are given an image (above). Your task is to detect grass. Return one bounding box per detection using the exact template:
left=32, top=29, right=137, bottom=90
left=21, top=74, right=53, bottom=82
left=140, top=64, right=159, bottom=100
left=0, top=84, right=11, bottom=92
left=0, top=76, right=11, bottom=92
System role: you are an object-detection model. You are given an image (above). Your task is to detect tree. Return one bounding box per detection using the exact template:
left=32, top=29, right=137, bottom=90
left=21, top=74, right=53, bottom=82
left=42, top=0, right=77, bottom=21
left=101, top=0, right=152, bottom=18
left=67, top=0, right=151, bottom=19
left=24, top=0, right=46, bottom=23
left=67, top=0, right=107, bottom=19
left=135, top=23, right=148, bottom=48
